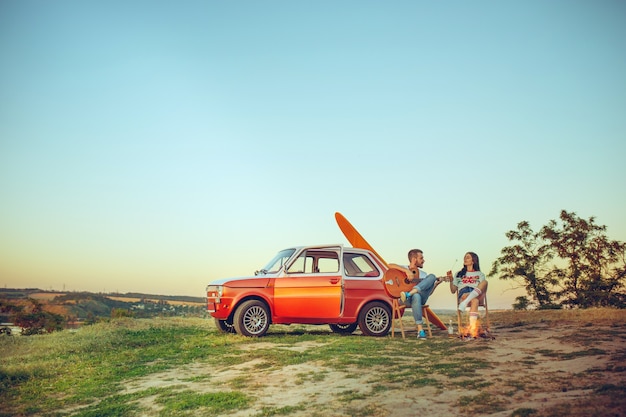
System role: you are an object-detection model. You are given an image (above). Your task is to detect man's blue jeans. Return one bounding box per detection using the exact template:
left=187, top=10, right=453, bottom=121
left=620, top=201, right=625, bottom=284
left=402, top=274, right=437, bottom=325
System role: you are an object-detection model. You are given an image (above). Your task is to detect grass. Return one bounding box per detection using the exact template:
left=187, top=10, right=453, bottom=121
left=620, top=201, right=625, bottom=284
left=492, top=307, right=626, bottom=326
left=534, top=347, right=607, bottom=360
left=256, top=405, right=307, bottom=416
left=1, top=310, right=625, bottom=416
left=458, top=391, right=507, bottom=413
left=154, top=389, right=250, bottom=415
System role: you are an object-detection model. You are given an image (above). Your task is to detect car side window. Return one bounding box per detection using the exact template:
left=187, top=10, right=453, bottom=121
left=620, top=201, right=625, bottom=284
left=287, top=253, right=314, bottom=273
left=343, top=253, right=380, bottom=277
left=317, top=257, right=339, bottom=273
left=287, top=250, right=339, bottom=274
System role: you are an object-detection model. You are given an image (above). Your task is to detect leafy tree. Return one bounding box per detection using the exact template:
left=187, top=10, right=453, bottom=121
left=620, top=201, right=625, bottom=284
left=490, top=221, right=557, bottom=307
left=493, top=211, right=626, bottom=309
left=85, top=311, right=98, bottom=325
left=512, top=296, right=530, bottom=311
left=541, top=210, right=626, bottom=308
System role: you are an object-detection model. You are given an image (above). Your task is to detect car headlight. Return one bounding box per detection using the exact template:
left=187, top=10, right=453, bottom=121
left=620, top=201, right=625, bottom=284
left=206, top=285, right=223, bottom=300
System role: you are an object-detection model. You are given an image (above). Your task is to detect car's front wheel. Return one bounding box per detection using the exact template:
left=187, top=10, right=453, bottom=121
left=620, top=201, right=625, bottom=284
left=329, top=323, right=358, bottom=335
left=233, top=300, right=271, bottom=337
left=358, top=301, right=391, bottom=337
left=214, top=318, right=236, bottom=333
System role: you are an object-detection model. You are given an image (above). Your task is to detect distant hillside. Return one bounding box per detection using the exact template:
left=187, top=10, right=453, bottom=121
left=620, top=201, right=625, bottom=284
left=0, top=288, right=44, bottom=299
left=0, top=288, right=206, bottom=321
left=111, top=292, right=205, bottom=304
left=0, top=288, right=204, bottom=304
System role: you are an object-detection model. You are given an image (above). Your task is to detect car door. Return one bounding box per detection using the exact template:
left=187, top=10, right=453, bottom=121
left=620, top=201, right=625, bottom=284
left=273, top=247, right=343, bottom=319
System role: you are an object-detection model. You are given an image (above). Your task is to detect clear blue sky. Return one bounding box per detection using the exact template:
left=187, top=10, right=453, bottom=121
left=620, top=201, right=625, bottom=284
left=1, top=1, right=625, bottom=309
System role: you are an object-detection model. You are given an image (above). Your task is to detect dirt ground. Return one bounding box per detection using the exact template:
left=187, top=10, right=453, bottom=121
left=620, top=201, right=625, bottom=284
left=121, top=318, right=626, bottom=417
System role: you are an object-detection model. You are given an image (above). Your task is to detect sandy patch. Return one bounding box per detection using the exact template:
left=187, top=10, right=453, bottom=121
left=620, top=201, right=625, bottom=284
left=110, top=321, right=626, bottom=417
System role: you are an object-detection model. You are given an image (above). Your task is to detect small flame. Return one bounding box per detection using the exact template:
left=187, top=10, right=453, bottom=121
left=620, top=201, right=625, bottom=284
left=458, top=318, right=491, bottom=340
left=470, top=319, right=479, bottom=338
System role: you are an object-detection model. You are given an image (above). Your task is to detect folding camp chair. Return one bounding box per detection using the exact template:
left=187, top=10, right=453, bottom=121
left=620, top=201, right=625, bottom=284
left=391, top=299, right=433, bottom=339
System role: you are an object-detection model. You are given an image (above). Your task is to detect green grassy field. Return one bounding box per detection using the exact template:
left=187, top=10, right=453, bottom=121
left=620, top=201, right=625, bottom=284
left=1, top=310, right=625, bottom=416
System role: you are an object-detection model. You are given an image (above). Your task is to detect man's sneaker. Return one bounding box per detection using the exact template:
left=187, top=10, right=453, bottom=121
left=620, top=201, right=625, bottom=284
left=400, top=292, right=407, bottom=303
left=417, top=330, right=427, bottom=339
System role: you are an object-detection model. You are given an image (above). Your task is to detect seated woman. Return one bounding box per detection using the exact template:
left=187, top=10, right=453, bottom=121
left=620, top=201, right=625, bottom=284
left=448, top=251, right=488, bottom=334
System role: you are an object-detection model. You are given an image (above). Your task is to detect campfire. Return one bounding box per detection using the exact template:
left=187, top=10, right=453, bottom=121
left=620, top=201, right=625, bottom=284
left=457, top=318, right=494, bottom=340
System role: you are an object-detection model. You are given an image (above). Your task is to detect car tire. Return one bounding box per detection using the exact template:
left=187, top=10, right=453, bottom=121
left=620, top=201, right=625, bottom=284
left=233, top=299, right=271, bottom=337
left=329, top=323, right=358, bottom=335
left=358, top=301, right=392, bottom=337
left=214, top=318, right=236, bottom=333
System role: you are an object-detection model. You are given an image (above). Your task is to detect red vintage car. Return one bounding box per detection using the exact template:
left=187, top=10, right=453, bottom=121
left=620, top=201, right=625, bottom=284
left=206, top=244, right=395, bottom=337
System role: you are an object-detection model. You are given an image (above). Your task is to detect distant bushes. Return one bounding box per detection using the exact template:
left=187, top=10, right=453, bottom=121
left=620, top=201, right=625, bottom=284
left=1, top=298, right=65, bottom=335
left=1, top=291, right=207, bottom=336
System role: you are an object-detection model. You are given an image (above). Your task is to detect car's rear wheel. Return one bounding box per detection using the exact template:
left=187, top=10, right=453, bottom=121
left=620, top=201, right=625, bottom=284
left=329, top=323, right=358, bottom=334
left=233, top=300, right=271, bottom=337
left=358, top=301, right=391, bottom=337
left=214, top=318, right=236, bottom=333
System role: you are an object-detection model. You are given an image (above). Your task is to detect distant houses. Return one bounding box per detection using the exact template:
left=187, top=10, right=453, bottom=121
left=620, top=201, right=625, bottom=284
left=0, top=323, right=22, bottom=336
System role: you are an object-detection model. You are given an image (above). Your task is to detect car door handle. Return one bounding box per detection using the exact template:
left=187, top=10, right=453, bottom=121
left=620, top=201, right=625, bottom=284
left=329, top=278, right=340, bottom=284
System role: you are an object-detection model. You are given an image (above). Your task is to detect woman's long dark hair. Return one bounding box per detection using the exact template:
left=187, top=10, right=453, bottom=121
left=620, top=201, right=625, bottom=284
left=456, top=252, right=480, bottom=278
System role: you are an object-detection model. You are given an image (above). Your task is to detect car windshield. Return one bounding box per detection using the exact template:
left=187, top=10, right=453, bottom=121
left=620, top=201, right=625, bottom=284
left=257, top=248, right=296, bottom=274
